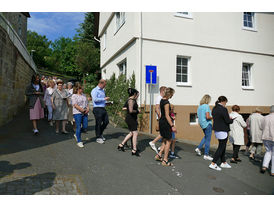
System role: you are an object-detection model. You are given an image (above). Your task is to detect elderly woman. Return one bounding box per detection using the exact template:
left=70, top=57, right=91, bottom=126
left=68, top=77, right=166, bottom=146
left=51, top=80, right=69, bottom=134
left=25, top=74, right=45, bottom=135
left=249, top=108, right=264, bottom=160
left=44, top=80, right=55, bottom=126
left=260, top=105, right=274, bottom=176
left=229, top=105, right=247, bottom=163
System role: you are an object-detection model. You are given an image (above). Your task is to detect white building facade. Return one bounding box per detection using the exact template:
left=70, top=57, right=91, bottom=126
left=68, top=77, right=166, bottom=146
left=98, top=12, right=274, bottom=144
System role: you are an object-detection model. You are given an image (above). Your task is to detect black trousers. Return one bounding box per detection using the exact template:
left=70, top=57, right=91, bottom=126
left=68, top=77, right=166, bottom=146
left=213, top=138, right=228, bottom=163
left=93, top=107, right=109, bottom=138
left=232, top=144, right=241, bottom=159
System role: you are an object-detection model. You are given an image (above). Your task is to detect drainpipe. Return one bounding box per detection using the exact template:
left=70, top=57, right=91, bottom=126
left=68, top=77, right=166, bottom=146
left=139, top=12, right=143, bottom=106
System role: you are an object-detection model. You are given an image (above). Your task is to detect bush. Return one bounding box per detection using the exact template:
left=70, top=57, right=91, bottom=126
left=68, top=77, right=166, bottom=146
left=105, top=72, right=136, bottom=127
left=83, top=74, right=97, bottom=95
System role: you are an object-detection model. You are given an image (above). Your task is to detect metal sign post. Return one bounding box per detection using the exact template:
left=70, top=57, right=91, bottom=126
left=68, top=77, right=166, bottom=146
left=145, top=65, right=157, bottom=134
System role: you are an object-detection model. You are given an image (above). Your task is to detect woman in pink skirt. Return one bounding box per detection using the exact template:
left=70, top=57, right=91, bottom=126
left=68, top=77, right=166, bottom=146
left=25, top=74, right=45, bottom=135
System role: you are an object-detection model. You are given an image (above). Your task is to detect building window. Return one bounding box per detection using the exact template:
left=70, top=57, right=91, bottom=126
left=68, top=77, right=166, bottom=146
left=115, top=12, right=125, bottom=33
left=242, top=63, right=253, bottom=89
left=103, top=31, right=107, bottom=50
left=175, top=12, right=193, bottom=19
left=190, top=113, right=198, bottom=125
left=118, top=59, right=127, bottom=76
left=176, top=56, right=191, bottom=86
left=243, top=12, right=256, bottom=31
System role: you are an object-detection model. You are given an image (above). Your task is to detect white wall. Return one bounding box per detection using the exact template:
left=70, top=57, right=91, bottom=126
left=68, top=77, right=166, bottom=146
left=99, top=12, right=140, bottom=68
left=101, top=39, right=140, bottom=87
left=142, top=12, right=274, bottom=55
left=141, top=39, right=274, bottom=106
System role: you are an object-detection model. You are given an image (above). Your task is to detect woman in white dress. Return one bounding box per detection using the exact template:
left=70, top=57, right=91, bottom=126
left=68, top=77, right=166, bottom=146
left=44, top=80, right=55, bottom=126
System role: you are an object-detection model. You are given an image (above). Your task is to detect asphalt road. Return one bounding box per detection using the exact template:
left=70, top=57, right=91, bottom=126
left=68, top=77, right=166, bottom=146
left=0, top=108, right=273, bottom=195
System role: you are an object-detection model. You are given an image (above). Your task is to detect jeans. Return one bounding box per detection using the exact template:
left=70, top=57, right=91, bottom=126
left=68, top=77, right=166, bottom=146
left=73, top=113, right=88, bottom=143
left=197, top=124, right=212, bottom=155
left=213, top=137, right=228, bottom=164
left=232, top=144, right=241, bottom=159
left=262, top=140, right=274, bottom=174
left=93, top=107, right=109, bottom=138
left=47, top=105, right=53, bottom=120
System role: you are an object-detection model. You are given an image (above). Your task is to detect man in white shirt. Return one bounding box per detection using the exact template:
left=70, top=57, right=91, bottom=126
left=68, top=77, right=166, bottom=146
left=149, top=86, right=166, bottom=154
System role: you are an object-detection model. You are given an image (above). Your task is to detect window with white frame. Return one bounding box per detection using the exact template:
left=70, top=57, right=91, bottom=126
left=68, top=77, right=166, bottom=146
left=243, top=12, right=255, bottom=30
left=242, top=63, right=253, bottom=88
left=102, top=31, right=107, bottom=50
left=176, top=56, right=190, bottom=85
left=118, top=59, right=127, bottom=76
left=175, top=12, right=192, bottom=19
left=115, top=12, right=125, bottom=33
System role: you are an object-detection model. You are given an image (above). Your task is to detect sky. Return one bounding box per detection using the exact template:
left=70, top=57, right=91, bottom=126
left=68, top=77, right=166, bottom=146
left=28, top=12, right=86, bottom=42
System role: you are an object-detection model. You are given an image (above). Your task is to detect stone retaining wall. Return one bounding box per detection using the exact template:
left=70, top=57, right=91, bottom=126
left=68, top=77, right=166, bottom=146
left=0, top=25, right=35, bottom=126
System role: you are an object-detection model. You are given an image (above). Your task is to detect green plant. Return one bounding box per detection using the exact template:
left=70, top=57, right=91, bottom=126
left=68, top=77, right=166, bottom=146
left=105, top=73, right=136, bottom=127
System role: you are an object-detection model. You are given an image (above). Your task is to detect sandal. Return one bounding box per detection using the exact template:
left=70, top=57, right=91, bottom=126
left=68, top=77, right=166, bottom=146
left=117, top=144, right=125, bottom=152
left=162, top=160, right=173, bottom=166
left=154, top=154, right=163, bottom=161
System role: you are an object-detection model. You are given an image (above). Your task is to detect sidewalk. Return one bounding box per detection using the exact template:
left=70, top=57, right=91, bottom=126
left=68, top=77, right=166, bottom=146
left=0, top=108, right=273, bottom=195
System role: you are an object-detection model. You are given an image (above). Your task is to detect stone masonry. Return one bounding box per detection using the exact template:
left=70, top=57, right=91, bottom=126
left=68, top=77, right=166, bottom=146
left=0, top=24, right=35, bottom=126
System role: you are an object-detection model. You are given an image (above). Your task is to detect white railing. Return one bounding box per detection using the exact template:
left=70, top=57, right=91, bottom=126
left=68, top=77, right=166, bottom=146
left=0, top=13, right=37, bottom=73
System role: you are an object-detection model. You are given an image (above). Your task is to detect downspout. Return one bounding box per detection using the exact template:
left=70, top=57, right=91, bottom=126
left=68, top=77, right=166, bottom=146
left=139, top=12, right=143, bottom=106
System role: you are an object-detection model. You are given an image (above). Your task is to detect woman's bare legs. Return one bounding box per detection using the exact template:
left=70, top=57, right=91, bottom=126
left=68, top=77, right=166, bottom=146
left=32, top=120, right=37, bottom=130
left=55, top=120, right=60, bottom=132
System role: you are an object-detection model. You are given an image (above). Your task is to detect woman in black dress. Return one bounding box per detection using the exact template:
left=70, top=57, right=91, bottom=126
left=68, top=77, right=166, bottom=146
left=155, top=87, right=176, bottom=166
left=117, top=88, right=140, bottom=156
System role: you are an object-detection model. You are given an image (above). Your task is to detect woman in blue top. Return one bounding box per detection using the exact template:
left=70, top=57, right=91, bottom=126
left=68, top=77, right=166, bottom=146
left=195, top=94, right=213, bottom=161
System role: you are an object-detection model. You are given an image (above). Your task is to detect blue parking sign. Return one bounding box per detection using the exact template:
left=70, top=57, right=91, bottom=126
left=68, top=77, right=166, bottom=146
left=146, top=65, right=157, bottom=84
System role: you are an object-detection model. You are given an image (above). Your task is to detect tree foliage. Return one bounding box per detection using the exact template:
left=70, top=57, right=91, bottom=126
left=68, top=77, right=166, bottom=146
left=27, top=12, right=100, bottom=84
left=26, top=31, right=52, bottom=69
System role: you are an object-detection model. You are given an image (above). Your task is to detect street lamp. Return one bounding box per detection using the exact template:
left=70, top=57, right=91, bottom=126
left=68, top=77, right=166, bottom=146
left=30, top=49, right=36, bottom=58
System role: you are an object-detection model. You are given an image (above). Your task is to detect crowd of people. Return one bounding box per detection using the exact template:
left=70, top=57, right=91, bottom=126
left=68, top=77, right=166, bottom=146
left=25, top=74, right=274, bottom=176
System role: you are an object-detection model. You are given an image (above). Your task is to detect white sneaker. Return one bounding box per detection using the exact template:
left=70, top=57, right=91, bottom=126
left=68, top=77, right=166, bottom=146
left=74, top=134, right=77, bottom=142
left=209, top=164, right=222, bottom=171
left=149, top=141, right=158, bottom=154
left=220, top=162, right=232, bottom=169
left=49, top=121, right=53, bottom=126
left=77, top=142, right=84, bottom=148
left=195, top=148, right=201, bottom=156
left=96, top=138, right=105, bottom=144
left=204, top=155, right=213, bottom=161
left=101, top=135, right=106, bottom=141
left=33, top=129, right=39, bottom=134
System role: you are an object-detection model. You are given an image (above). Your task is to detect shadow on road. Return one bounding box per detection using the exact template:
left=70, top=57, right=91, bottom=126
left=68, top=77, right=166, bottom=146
left=0, top=161, right=31, bottom=179
left=0, top=172, right=56, bottom=195
left=0, top=108, right=75, bottom=156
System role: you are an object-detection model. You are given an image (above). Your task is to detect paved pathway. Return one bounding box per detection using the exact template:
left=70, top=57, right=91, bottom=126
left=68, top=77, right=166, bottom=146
left=0, top=108, right=273, bottom=195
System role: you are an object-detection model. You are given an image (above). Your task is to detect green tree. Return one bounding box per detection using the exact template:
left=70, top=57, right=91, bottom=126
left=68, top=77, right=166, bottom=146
left=51, top=37, right=80, bottom=77
left=27, top=31, right=52, bottom=69
left=76, top=12, right=99, bottom=48
left=75, top=12, right=101, bottom=86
